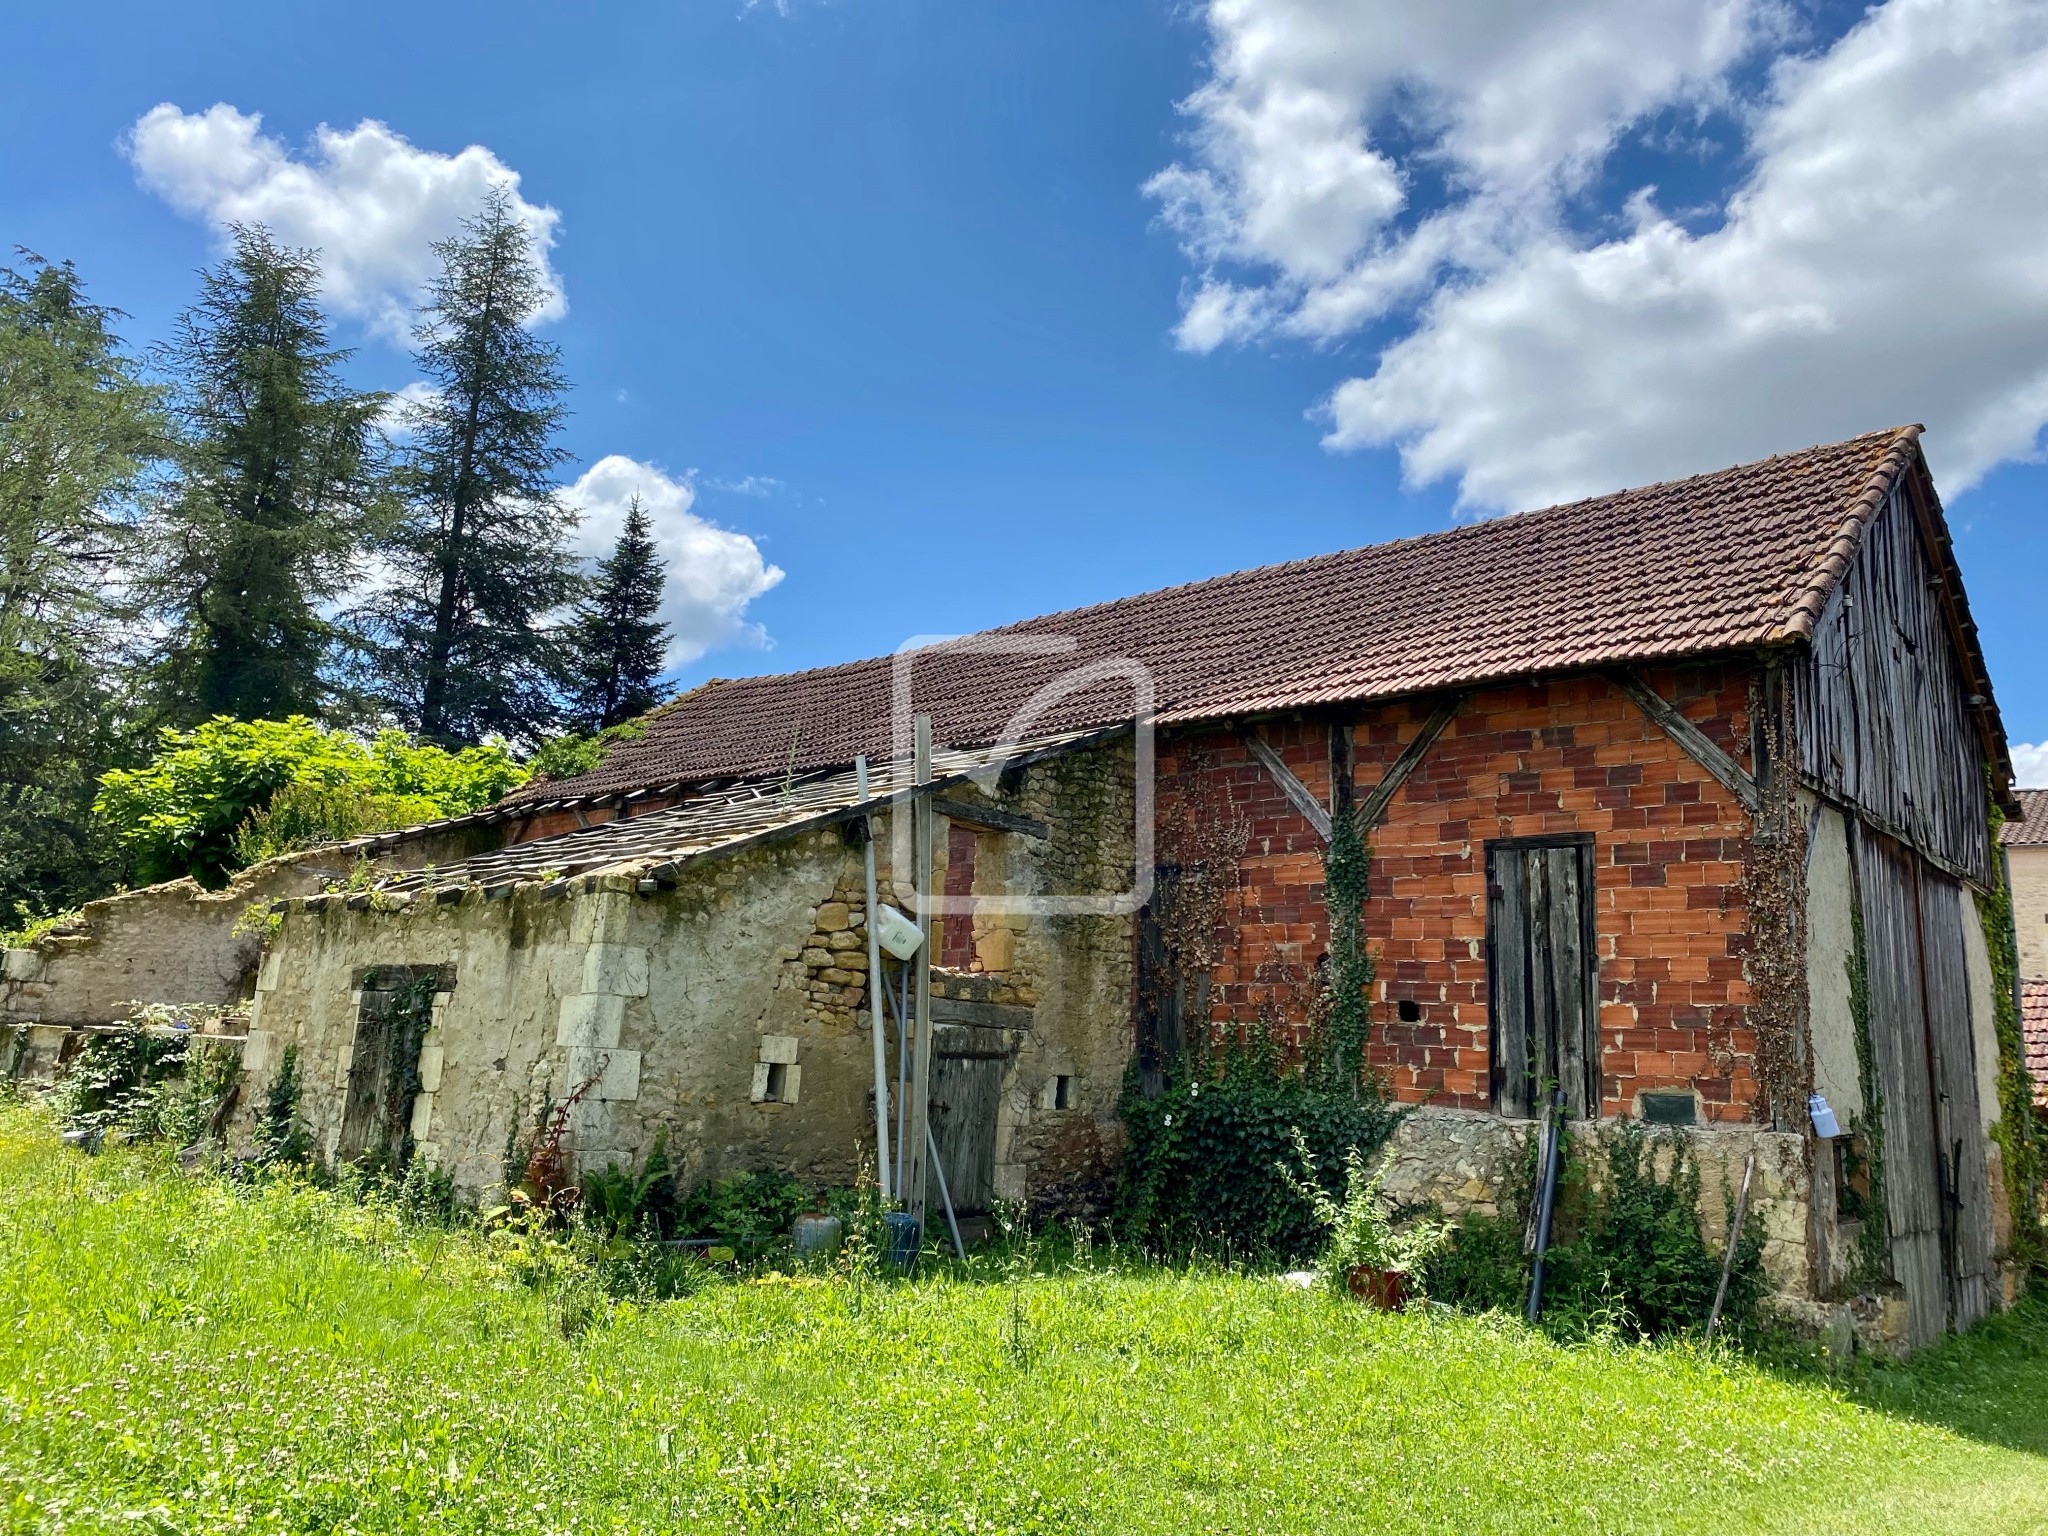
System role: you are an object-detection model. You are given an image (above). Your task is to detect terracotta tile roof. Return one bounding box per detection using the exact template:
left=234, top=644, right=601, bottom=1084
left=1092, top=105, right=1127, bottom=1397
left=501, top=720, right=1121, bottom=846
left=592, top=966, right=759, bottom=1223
left=2001, top=790, right=2048, bottom=847
left=518, top=427, right=1929, bottom=803
left=2023, top=979, right=2048, bottom=1109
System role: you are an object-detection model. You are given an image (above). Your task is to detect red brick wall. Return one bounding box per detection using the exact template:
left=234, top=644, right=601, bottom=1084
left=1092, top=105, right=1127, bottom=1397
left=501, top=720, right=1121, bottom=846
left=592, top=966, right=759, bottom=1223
left=1154, top=663, right=1762, bottom=1123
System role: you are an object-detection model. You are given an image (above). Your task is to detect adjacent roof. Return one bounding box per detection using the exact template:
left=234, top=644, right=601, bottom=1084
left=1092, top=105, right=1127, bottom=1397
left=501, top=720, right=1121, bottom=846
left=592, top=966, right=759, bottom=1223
left=2001, top=790, right=2048, bottom=847
left=516, top=425, right=2004, bottom=807
left=373, top=729, right=1108, bottom=894
left=2023, top=979, right=2048, bottom=1110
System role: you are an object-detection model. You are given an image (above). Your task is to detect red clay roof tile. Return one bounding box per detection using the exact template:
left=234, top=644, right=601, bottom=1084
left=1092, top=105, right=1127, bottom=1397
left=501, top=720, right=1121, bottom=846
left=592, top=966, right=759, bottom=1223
left=519, top=427, right=1924, bottom=802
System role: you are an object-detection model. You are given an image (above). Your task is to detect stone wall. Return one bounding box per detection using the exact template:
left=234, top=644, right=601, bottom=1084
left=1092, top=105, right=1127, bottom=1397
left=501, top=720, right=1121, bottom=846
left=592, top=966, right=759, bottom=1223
left=238, top=740, right=1139, bottom=1208
left=2, top=823, right=499, bottom=1033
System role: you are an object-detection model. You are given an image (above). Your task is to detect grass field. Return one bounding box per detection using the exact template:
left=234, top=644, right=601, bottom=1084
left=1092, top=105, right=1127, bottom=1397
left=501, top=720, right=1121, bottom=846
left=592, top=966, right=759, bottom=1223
left=2, top=1105, right=2045, bottom=1535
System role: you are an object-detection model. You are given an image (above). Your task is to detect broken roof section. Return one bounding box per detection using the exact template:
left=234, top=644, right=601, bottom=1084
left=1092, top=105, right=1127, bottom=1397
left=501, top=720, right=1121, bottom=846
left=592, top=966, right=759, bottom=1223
left=2024, top=979, right=2048, bottom=1110
left=519, top=425, right=2009, bottom=806
left=370, top=727, right=1119, bottom=895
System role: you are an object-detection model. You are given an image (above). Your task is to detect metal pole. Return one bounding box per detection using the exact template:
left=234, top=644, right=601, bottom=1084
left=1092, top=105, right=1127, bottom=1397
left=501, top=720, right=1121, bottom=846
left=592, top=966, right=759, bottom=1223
left=905, top=714, right=937, bottom=1223
left=1525, top=1088, right=1565, bottom=1323
left=927, top=1123, right=967, bottom=1261
left=856, top=755, right=891, bottom=1201
left=1706, top=1152, right=1756, bottom=1341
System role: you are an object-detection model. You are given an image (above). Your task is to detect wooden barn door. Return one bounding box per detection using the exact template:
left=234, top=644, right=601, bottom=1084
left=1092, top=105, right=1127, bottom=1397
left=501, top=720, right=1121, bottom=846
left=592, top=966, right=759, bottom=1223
left=1487, top=836, right=1600, bottom=1120
left=929, top=1024, right=1005, bottom=1216
left=1915, top=868, right=1996, bottom=1331
left=1850, top=827, right=1993, bottom=1345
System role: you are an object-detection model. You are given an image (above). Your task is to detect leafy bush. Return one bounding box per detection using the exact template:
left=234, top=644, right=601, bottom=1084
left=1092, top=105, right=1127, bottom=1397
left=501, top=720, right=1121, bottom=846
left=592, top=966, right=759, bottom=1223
left=679, top=1168, right=810, bottom=1253
left=1425, top=1119, right=1769, bottom=1340
left=581, top=1132, right=680, bottom=1237
left=53, top=1014, right=239, bottom=1147
left=524, top=715, right=650, bottom=785
left=1, top=902, right=81, bottom=949
left=1116, top=1029, right=1405, bottom=1265
left=1280, top=1128, right=1451, bottom=1290
left=95, top=716, right=527, bottom=886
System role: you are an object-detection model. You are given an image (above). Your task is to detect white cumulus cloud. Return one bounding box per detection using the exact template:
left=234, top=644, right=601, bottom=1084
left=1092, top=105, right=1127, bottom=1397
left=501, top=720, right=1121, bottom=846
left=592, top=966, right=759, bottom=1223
left=124, top=103, right=563, bottom=339
left=1154, top=0, right=2048, bottom=512
left=565, top=457, right=785, bottom=669
left=2013, top=742, right=2048, bottom=789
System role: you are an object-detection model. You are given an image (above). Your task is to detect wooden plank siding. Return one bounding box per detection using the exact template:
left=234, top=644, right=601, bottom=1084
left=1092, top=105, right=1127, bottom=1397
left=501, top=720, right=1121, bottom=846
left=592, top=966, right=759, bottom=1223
left=1792, top=483, right=1994, bottom=887
left=1916, top=869, right=1997, bottom=1332
left=1851, top=825, right=1949, bottom=1352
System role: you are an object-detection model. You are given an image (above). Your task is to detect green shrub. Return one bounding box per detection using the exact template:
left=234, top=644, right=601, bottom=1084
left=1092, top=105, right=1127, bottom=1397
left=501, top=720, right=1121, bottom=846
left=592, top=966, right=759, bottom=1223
left=1116, top=1028, right=1405, bottom=1264
left=53, top=1014, right=239, bottom=1147
left=95, top=716, right=527, bottom=886
left=1425, top=1119, right=1768, bottom=1340
left=1280, top=1129, right=1452, bottom=1291
left=679, top=1168, right=809, bottom=1253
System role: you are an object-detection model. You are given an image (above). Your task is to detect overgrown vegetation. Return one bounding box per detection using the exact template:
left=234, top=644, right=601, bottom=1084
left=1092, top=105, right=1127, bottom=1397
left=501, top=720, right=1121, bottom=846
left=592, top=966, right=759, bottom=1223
left=1426, top=1119, right=1770, bottom=1341
left=1117, top=1021, right=1405, bottom=1264
left=48, top=1011, right=240, bottom=1149
left=1983, top=799, right=2045, bottom=1272
left=93, top=715, right=526, bottom=885
left=4, top=1102, right=2046, bottom=1534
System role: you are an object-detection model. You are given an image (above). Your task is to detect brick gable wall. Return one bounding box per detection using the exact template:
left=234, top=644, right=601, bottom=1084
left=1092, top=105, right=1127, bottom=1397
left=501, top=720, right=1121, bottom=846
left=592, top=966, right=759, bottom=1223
left=1154, top=662, right=1763, bottom=1124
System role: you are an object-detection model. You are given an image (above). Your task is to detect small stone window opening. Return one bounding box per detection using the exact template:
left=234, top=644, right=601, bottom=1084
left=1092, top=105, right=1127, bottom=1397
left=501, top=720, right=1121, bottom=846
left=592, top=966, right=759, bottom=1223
left=1396, top=998, right=1422, bottom=1023
left=1053, top=1074, right=1074, bottom=1110
left=763, top=1062, right=790, bottom=1102
left=750, top=1034, right=802, bottom=1104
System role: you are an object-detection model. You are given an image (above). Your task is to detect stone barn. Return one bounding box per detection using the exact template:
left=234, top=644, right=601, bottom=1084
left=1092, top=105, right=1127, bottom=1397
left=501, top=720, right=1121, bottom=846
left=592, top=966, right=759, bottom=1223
left=226, top=424, right=2027, bottom=1346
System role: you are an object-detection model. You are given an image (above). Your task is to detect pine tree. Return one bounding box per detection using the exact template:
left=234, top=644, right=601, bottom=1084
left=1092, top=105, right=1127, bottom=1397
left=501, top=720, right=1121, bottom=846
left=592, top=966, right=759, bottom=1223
left=357, top=189, right=580, bottom=746
left=567, top=495, right=668, bottom=730
left=0, top=253, right=167, bottom=914
left=148, top=225, right=385, bottom=723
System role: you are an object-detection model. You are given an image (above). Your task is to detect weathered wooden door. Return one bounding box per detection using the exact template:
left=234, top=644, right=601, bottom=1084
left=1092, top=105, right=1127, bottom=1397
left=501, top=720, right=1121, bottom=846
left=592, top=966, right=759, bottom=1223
left=335, top=980, right=397, bottom=1164
left=1850, top=827, right=1994, bottom=1346
left=929, top=1023, right=1005, bottom=1215
left=1917, top=869, right=1996, bottom=1332
left=1487, top=836, right=1600, bottom=1119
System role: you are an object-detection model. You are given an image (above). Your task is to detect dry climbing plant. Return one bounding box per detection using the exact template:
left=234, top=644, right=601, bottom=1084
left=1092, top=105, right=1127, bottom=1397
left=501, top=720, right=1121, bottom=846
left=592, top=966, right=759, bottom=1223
left=1738, top=683, right=1812, bottom=1128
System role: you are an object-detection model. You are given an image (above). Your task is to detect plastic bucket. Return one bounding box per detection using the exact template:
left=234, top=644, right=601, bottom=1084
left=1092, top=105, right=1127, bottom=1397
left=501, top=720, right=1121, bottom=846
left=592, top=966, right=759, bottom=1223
left=881, top=1212, right=921, bottom=1274
left=792, top=1213, right=844, bottom=1259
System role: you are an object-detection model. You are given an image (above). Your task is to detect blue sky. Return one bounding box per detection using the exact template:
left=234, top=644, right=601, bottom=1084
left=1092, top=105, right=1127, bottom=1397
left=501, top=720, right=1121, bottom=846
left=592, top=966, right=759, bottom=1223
left=3, top=0, right=2043, bottom=778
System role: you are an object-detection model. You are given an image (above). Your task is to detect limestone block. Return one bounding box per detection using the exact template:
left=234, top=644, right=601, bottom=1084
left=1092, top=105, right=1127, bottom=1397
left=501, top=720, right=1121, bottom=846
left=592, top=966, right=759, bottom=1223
left=557, top=993, right=625, bottom=1049
left=976, top=927, right=1016, bottom=972
left=409, top=1092, right=434, bottom=1142
left=418, top=1044, right=445, bottom=1092
left=241, top=1029, right=277, bottom=1077
left=334, top=1043, right=353, bottom=1092
left=564, top=1046, right=641, bottom=1102
left=4, top=949, right=43, bottom=983
left=255, top=951, right=283, bottom=994
left=815, top=902, right=851, bottom=932
left=581, top=943, right=649, bottom=998
left=758, top=1033, right=800, bottom=1065
left=781, top=1063, right=802, bottom=1104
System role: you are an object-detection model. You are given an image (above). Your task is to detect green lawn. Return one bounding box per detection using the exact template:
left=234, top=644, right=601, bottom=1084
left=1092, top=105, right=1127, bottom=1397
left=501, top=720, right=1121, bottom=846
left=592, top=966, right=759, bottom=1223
left=1, top=1106, right=2044, bottom=1535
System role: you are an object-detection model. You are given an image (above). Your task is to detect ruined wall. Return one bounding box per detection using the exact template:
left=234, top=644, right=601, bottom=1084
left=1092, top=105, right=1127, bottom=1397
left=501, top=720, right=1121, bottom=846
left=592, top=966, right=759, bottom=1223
left=1156, top=662, right=1761, bottom=1121
left=1, top=822, right=501, bottom=1033
left=239, top=740, right=1138, bottom=1207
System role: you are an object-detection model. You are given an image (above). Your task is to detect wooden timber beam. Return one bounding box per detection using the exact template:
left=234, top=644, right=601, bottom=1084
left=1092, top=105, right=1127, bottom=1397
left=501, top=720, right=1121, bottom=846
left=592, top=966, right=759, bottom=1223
left=1606, top=669, right=1763, bottom=813
left=1238, top=730, right=1335, bottom=843
left=929, top=797, right=1050, bottom=840
left=1356, top=692, right=1468, bottom=829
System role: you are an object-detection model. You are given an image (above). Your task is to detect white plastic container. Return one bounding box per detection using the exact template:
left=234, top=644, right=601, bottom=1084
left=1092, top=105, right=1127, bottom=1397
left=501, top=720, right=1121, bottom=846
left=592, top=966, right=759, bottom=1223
left=872, top=904, right=925, bottom=960
left=1808, top=1093, right=1842, bottom=1139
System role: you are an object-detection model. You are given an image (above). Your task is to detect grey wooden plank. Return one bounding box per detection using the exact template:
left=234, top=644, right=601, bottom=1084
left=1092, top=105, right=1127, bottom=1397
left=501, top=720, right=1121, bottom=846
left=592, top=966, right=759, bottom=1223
left=1357, top=692, right=1468, bottom=829
left=1852, top=823, right=1948, bottom=1351
left=929, top=798, right=1050, bottom=840
left=1918, top=870, right=1996, bottom=1331
left=1526, top=851, right=1559, bottom=1114
left=929, top=1053, right=1001, bottom=1215
left=1489, top=845, right=1532, bottom=1118
left=1238, top=730, right=1334, bottom=843
left=930, top=997, right=1035, bottom=1032
left=1547, top=846, right=1593, bottom=1120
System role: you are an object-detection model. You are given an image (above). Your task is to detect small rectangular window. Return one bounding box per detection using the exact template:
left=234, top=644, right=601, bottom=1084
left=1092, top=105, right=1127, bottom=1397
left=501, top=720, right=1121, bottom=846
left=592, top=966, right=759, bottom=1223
left=1053, top=1074, right=1073, bottom=1110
